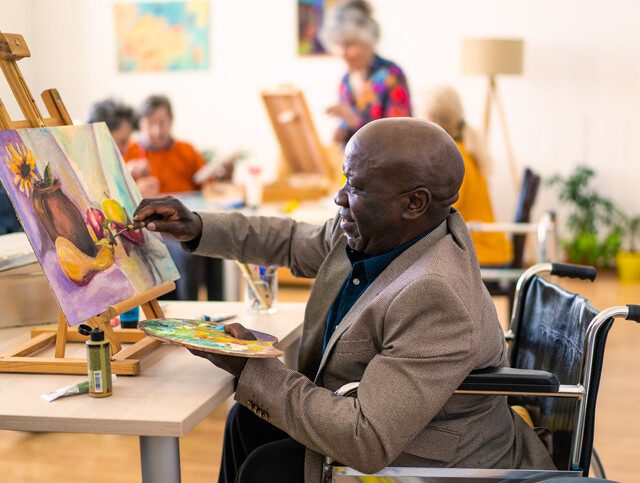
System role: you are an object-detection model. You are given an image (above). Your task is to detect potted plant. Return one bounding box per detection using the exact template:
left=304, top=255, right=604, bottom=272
left=616, top=214, right=640, bottom=282
left=547, top=165, right=622, bottom=268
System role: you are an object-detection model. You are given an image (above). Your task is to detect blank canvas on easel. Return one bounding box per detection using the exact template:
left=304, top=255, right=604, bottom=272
left=0, top=123, right=179, bottom=326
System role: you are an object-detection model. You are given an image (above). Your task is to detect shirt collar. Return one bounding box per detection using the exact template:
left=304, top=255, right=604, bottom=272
left=345, top=228, right=432, bottom=281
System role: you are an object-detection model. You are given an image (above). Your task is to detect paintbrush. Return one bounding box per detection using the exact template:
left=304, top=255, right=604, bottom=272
left=107, top=221, right=146, bottom=243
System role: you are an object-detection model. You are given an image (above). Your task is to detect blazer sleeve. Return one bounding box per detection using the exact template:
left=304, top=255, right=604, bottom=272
left=187, top=211, right=341, bottom=278
left=234, top=274, right=477, bottom=474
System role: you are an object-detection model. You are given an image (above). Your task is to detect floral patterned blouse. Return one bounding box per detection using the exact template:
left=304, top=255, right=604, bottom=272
left=338, top=54, right=412, bottom=143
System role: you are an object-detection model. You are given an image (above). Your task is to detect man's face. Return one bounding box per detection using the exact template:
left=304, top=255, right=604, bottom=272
left=140, top=106, right=172, bottom=150
left=334, top=148, right=408, bottom=255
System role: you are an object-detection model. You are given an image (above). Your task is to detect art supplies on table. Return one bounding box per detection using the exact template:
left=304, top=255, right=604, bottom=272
left=78, top=324, right=113, bottom=397
left=235, top=262, right=278, bottom=313
left=41, top=375, right=117, bottom=402
left=199, top=314, right=237, bottom=323
left=138, top=318, right=283, bottom=358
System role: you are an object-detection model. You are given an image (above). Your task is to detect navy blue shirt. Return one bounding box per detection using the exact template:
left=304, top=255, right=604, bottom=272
left=323, top=231, right=430, bottom=351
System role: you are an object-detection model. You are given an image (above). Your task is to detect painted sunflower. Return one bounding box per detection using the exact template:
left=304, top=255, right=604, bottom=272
left=6, top=142, right=38, bottom=195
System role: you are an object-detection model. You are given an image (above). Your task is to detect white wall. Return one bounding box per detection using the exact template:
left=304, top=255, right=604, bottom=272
left=2, top=0, right=639, bottom=223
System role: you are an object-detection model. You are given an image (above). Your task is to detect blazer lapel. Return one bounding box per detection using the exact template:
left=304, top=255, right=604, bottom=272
left=297, top=235, right=351, bottom=379
left=314, top=219, right=450, bottom=382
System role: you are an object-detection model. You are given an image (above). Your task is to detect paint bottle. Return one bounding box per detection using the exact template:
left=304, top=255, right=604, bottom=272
left=120, top=306, right=140, bottom=329
left=79, top=324, right=113, bottom=398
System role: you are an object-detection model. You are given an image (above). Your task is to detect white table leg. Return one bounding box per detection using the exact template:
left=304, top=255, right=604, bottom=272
left=140, top=435, right=181, bottom=483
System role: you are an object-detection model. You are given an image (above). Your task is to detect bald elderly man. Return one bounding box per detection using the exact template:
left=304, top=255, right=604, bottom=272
left=133, top=118, right=554, bottom=482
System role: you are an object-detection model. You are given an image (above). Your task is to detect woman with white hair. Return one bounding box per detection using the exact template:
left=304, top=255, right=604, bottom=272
left=424, top=85, right=512, bottom=266
left=321, top=0, right=411, bottom=144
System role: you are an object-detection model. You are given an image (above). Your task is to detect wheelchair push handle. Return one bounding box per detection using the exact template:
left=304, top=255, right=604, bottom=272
left=626, top=305, right=640, bottom=322
left=550, top=263, right=597, bottom=281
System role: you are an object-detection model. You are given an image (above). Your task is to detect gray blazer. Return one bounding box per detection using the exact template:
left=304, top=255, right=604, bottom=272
left=191, top=209, right=555, bottom=481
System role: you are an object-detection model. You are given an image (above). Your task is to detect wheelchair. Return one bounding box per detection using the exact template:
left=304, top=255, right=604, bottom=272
left=322, top=262, right=640, bottom=481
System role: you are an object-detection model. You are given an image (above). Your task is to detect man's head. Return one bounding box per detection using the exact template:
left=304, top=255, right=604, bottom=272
left=87, top=98, right=137, bottom=155
left=334, top=118, right=464, bottom=255
left=138, top=95, right=173, bottom=151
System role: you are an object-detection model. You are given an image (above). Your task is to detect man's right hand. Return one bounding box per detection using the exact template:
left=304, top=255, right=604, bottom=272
left=133, top=196, right=203, bottom=242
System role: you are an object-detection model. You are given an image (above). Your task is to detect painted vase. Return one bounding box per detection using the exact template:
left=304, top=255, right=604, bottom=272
left=30, top=179, right=97, bottom=257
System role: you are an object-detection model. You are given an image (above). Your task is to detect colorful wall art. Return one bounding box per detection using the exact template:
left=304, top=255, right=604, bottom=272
left=114, top=1, right=210, bottom=72
left=298, top=0, right=336, bottom=56
left=139, top=319, right=283, bottom=357
left=0, top=123, right=179, bottom=325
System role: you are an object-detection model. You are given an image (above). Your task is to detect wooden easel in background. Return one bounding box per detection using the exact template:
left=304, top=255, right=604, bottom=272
left=0, top=32, right=174, bottom=375
left=261, top=85, right=341, bottom=202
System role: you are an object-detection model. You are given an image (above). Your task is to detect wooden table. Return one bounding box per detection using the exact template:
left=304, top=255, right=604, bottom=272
left=0, top=301, right=305, bottom=483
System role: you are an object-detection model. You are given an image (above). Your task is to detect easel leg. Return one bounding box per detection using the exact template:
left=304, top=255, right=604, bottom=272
left=54, top=311, right=68, bottom=358
left=493, top=83, right=520, bottom=189
left=482, top=75, right=495, bottom=143
left=140, top=436, right=181, bottom=483
left=94, top=317, right=122, bottom=355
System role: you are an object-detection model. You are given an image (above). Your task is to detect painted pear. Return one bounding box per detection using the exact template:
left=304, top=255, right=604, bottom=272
left=55, top=236, right=114, bottom=285
left=102, top=197, right=128, bottom=224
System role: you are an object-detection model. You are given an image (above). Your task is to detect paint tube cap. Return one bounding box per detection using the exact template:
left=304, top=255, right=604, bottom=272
left=90, top=328, right=105, bottom=342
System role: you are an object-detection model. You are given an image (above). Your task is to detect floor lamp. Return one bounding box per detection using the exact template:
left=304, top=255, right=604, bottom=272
left=461, top=38, right=524, bottom=189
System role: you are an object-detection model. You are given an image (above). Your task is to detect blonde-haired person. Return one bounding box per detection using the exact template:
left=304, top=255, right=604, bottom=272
left=425, top=85, right=512, bottom=266
left=321, top=0, right=411, bottom=145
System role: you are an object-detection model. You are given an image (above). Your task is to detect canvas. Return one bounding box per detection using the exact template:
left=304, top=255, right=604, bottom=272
left=0, top=123, right=179, bottom=326
left=139, top=319, right=283, bottom=358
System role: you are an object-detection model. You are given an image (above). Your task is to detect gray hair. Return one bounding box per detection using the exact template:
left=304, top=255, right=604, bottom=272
left=320, top=0, right=380, bottom=49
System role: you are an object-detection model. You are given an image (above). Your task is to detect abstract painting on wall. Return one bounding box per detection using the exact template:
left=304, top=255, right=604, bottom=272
left=298, top=0, right=336, bottom=56
left=114, top=1, right=210, bottom=72
left=0, top=123, right=179, bottom=325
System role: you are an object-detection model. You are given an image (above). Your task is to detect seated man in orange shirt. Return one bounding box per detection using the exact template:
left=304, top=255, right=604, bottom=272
left=125, top=95, right=206, bottom=193
left=125, top=95, right=222, bottom=301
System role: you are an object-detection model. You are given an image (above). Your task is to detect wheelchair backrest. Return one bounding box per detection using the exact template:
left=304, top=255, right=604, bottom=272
left=509, top=275, right=612, bottom=471
left=512, top=168, right=541, bottom=268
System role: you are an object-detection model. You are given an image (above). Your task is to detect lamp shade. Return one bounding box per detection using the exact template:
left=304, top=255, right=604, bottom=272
left=461, top=38, right=524, bottom=75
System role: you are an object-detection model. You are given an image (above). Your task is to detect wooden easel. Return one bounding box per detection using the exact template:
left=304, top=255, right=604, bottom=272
left=0, top=32, right=174, bottom=375
left=261, top=85, right=341, bottom=202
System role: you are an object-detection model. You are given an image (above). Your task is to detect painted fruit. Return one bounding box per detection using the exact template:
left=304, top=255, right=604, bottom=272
left=86, top=207, right=106, bottom=240
left=55, top=236, right=114, bottom=285
left=110, top=220, right=145, bottom=246
left=102, top=198, right=127, bottom=224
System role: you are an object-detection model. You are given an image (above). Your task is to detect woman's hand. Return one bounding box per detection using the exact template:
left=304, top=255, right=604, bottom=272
left=133, top=196, right=203, bottom=242
left=326, top=101, right=361, bottom=129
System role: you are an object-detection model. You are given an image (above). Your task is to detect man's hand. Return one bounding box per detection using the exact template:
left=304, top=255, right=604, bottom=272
left=188, top=323, right=258, bottom=376
left=133, top=196, right=203, bottom=242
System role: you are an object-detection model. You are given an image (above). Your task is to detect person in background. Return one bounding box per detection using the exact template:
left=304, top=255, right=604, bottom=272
left=424, top=85, right=512, bottom=266
left=321, top=0, right=412, bottom=145
left=125, top=95, right=206, bottom=194
left=87, top=98, right=160, bottom=198
left=0, top=184, right=21, bottom=235
left=125, top=94, right=222, bottom=301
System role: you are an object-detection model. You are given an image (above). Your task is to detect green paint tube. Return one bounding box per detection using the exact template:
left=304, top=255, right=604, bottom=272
left=40, top=375, right=117, bottom=402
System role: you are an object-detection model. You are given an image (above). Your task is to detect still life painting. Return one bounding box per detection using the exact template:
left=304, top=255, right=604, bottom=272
left=0, top=123, right=179, bottom=325
left=139, top=319, right=283, bottom=358
left=114, top=1, right=210, bottom=72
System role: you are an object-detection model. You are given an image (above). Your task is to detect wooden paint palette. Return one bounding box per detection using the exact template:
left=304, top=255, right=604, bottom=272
left=138, top=318, right=283, bottom=358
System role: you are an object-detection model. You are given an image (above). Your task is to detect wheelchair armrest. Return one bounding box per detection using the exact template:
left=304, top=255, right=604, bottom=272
left=459, top=367, right=560, bottom=393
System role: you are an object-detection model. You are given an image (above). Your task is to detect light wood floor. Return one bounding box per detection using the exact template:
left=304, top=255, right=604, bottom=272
left=0, top=274, right=637, bottom=482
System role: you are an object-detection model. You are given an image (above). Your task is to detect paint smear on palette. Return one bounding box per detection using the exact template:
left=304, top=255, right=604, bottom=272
left=139, top=319, right=283, bottom=358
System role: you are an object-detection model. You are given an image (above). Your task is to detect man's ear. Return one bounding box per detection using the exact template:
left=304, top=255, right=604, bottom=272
left=402, top=188, right=431, bottom=220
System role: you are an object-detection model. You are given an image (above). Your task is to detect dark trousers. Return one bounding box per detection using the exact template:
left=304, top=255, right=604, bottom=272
left=219, top=403, right=305, bottom=483
left=163, top=237, right=224, bottom=301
